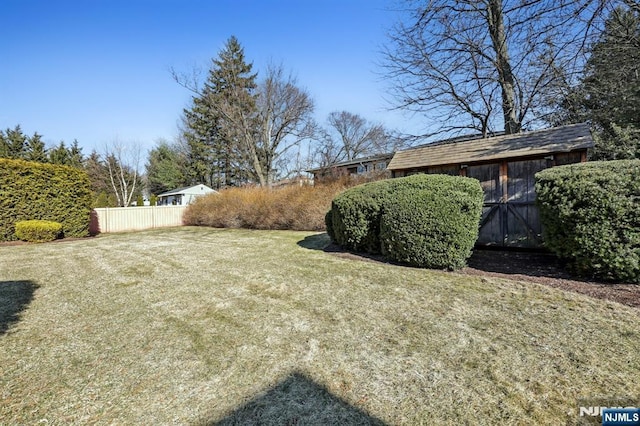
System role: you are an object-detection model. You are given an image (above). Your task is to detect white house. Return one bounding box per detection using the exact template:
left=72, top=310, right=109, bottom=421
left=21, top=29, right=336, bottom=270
left=157, top=184, right=217, bottom=206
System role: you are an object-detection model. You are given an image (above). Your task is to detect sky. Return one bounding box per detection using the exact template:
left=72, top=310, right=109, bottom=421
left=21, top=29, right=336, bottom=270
left=1, top=0, right=419, bottom=155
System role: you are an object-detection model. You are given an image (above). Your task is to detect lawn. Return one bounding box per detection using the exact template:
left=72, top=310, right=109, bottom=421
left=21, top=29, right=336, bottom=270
left=0, top=227, right=638, bottom=424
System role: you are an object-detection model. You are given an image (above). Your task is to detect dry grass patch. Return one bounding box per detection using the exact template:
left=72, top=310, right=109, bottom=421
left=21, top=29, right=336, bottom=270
left=0, top=228, right=638, bottom=424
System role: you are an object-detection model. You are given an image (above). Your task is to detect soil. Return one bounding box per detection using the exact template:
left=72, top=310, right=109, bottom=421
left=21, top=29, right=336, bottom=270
left=325, top=244, right=640, bottom=310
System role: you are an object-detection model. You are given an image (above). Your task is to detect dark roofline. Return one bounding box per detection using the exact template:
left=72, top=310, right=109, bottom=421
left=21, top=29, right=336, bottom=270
left=407, top=131, right=506, bottom=150
left=306, top=152, right=395, bottom=174
left=387, top=123, right=593, bottom=171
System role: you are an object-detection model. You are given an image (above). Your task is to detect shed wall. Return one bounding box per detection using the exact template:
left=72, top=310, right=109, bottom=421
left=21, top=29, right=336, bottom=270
left=391, top=150, right=587, bottom=248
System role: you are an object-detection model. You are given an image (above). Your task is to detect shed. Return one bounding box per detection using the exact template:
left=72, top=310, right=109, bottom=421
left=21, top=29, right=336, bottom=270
left=387, top=123, right=594, bottom=248
left=157, top=184, right=217, bottom=206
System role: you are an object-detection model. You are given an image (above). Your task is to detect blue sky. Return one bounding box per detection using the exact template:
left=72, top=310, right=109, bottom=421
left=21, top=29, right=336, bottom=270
left=1, top=0, right=417, bottom=154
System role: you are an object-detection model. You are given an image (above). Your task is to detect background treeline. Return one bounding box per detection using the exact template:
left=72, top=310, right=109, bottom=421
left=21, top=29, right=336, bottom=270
left=2, top=3, right=638, bottom=207
left=0, top=126, right=139, bottom=208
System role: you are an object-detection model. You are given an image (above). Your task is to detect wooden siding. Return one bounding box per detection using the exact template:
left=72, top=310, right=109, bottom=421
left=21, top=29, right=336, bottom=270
left=392, top=152, right=588, bottom=248
left=387, top=124, right=594, bottom=248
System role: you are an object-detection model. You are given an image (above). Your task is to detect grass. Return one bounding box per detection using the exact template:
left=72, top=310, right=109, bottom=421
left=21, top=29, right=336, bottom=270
left=0, top=227, right=639, bottom=424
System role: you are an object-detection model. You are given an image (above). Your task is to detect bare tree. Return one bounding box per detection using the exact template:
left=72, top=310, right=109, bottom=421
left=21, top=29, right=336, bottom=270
left=383, top=0, right=613, bottom=137
left=103, top=140, right=141, bottom=207
left=313, top=111, right=403, bottom=167
left=173, top=38, right=315, bottom=187
left=215, top=63, right=315, bottom=186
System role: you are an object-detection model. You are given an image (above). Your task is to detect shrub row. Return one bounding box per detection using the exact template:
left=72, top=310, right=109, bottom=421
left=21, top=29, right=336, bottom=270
left=15, top=220, right=63, bottom=242
left=0, top=159, right=92, bottom=241
left=183, top=182, right=351, bottom=231
left=327, top=174, right=484, bottom=270
left=535, top=159, right=640, bottom=282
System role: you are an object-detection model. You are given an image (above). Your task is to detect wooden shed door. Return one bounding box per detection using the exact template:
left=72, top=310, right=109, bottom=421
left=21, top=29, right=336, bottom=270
left=467, top=159, right=547, bottom=248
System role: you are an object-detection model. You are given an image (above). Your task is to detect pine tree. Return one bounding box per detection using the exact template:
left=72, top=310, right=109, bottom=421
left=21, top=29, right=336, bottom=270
left=68, top=140, right=84, bottom=168
left=48, top=141, right=71, bottom=165
left=0, top=126, right=28, bottom=159
left=557, top=7, right=640, bottom=159
left=25, top=133, right=48, bottom=163
left=182, top=36, right=257, bottom=188
left=146, top=141, right=187, bottom=195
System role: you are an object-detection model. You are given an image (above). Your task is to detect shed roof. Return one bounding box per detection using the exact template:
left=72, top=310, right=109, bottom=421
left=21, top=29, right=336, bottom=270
left=306, top=152, right=394, bottom=174
left=387, top=123, right=593, bottom=171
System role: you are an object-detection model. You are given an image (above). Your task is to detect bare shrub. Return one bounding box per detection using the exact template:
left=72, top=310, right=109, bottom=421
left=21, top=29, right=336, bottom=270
left=183, top=180, right=357, bottom=231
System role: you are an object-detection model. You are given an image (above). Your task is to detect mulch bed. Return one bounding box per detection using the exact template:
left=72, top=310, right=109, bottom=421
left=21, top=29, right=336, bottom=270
left=325, top=244, right=640, bottom=310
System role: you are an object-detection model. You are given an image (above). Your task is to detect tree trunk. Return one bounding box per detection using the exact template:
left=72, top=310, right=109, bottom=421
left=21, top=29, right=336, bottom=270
left=487, top=0, right=521, bottom=134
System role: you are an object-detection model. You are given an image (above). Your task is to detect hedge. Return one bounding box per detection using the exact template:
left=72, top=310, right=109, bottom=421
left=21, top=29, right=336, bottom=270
left=15, top=220, right=63, bottom=243
left=329, top=182, right=391, bottom=253
left=327, top=174, right=484, bottom=269
left=380, top=182, right=484, bottom=270
left=0, top=159, right=92, bottom=241
left=535, top=159, right=640, bottom=282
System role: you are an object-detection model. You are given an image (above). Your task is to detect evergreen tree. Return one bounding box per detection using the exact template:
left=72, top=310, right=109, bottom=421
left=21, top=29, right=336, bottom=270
left=556, top=6, right=640, bottom=159
left=0, top=126, right=85, bottom=165
left=48, top=141, right=71, bottom=165
left=24, top=133, right=48, bottom=163
left=182, top=36, right=257, bottom=188
left=68, top=140, right=84, bottom=168
left=146, top=140, right=187, bottom=195
left=0, top=125, right=28, bottom=159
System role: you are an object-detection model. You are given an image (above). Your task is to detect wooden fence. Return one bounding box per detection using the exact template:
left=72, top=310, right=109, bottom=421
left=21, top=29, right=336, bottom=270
left=91, top=206, right=188, bottom=234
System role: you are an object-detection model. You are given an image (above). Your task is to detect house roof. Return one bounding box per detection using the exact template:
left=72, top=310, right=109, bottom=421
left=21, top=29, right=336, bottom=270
left=307, top=152, right=395, bottom=174
left=387, top=123, right=593, bottom=171
left=157, top=184, right=216, bottom=197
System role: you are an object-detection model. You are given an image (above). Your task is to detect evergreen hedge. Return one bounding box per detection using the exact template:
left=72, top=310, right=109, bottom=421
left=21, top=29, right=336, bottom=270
left=15, top=220, right=63, bottom=242
left=535, top=160, right=640, bottom=282
left=327, top=174, right=484, bottom=269
left=328, top=181, right=392, bottom=253
left=0, top=159, right=92, bottom=241
left=380, top=179, right=484, bottom=269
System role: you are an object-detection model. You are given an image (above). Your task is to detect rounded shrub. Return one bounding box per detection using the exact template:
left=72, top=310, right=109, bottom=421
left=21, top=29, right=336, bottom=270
left=328, top=179, right=394, bottom=253
left=15, top=220, right=63, bottom=243
left=380, top=176, right=484, bottom=269
left=328, top=174, right=484, bottom=268
left=535, top=159, right=640, bottom=282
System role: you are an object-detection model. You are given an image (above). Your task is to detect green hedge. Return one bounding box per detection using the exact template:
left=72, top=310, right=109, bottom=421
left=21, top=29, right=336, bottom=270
left=325, top=209, right=335, bottom=241
left=0, top=159, right=92, bottom=241
left=329, top=182, right=390, bottom=253
left=380, top=181, right=484, bottom=270
left=327, top=174, right=484, bottom=269
left=535, top=160, right=640, bottom=282
left=15, top=220, right=63, bottom=242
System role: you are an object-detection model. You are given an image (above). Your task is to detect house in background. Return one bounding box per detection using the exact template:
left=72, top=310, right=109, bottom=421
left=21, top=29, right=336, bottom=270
left=387, top=123, right=594, bottom=248
left=157, top=184, right=217, bottom=206
left=307, top=153, right=394, bottom=181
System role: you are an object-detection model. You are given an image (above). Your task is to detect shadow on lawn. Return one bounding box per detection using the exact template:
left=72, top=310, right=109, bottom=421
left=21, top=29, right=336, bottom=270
left=201, top=371, right=386, bottom=426
left=297, top=233, right=332, bottom=251
left=0, top=280, right=39, bottom=335
left=298, top=233, right=575, bottom=281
